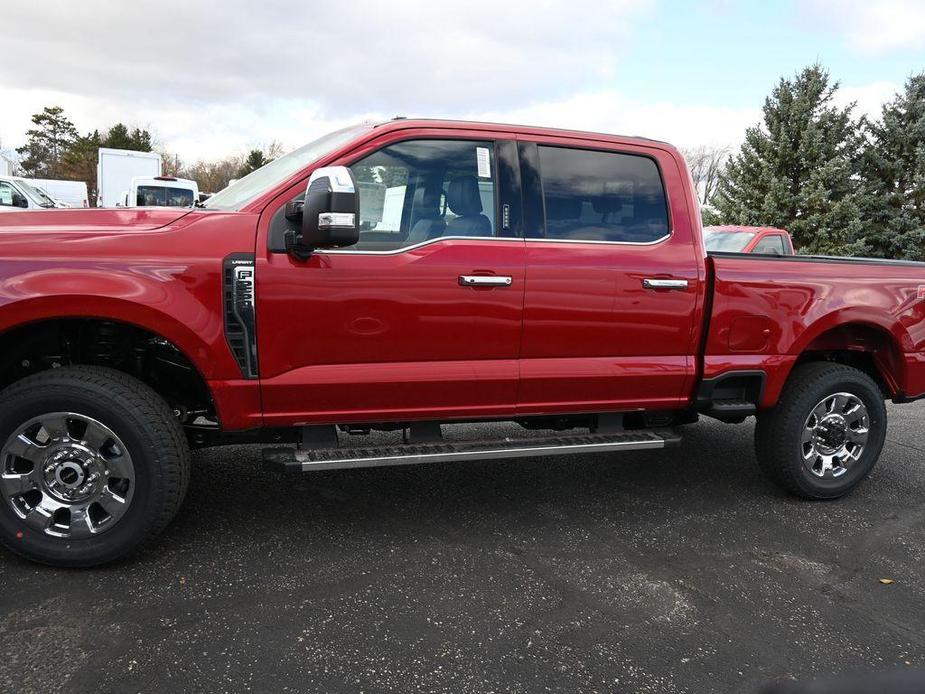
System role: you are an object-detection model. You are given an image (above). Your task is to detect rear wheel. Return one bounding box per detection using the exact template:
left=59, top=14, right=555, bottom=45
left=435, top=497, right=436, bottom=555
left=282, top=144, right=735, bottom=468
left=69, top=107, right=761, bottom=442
left=754, top=362, right=887, bottom=499
left=0, top=366, right=189, bottom=566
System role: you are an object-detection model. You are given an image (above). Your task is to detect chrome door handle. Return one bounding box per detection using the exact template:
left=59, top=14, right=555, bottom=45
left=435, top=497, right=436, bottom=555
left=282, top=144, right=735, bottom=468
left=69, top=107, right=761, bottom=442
left=643, top=278, right=689, bottom=290
left=459, top=275, right=513, bottom=287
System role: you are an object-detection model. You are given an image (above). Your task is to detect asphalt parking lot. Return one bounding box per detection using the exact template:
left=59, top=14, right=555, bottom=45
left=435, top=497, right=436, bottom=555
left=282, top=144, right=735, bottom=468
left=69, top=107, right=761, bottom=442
left=1, top=403, right=924, bottom=694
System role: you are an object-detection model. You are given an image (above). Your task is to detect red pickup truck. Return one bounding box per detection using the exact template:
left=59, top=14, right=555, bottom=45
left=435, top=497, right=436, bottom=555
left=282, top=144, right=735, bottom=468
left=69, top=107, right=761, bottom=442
left=1, top=118, right=924, bottom=566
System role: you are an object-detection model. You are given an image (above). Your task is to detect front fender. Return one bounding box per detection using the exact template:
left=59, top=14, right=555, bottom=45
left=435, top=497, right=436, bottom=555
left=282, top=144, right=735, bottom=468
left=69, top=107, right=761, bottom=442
left=0, top=267, right=237, bottom=381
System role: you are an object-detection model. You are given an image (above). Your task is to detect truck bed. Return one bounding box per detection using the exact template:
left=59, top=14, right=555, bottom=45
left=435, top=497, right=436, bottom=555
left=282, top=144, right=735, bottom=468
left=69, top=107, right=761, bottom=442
left=705, top=252, right=925, bottom=408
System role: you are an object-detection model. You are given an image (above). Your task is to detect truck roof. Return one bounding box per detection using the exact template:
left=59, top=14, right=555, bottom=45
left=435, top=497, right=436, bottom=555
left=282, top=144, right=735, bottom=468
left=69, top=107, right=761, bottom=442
left=705, top=225, right=790, bottom=234
left=369, top=118, right=678, bottom=152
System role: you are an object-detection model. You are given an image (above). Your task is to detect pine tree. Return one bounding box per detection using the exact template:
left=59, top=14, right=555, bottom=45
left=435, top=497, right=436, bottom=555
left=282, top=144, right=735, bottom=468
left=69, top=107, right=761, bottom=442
left=101, top=123, right=154, bottom=151
left=61, top=130, right=102, bottom=205
left=16, top=106, right=78, bottom=178
left=237, top=149, right=269, bottom=177
left=710, top=65, right=865, bottom=255
left=858, top=75, right=925, bottom=260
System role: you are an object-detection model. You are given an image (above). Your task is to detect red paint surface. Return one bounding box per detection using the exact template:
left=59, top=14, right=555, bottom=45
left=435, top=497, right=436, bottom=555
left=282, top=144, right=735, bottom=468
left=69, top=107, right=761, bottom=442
left=0, top=119, right=923, bottom=430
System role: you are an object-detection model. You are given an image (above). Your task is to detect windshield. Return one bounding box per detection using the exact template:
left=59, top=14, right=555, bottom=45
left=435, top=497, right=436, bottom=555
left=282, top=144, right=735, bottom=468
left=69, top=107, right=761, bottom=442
left=203, top=123, right=373, bottom=211
left=704, top=230, right=756, bottom=252
left=17, top=180, right=56, bottom=207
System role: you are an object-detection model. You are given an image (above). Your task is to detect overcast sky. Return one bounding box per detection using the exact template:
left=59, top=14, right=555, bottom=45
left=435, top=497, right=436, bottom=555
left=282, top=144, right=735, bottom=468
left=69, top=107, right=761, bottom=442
left=1, top=0, right=924, bottom=163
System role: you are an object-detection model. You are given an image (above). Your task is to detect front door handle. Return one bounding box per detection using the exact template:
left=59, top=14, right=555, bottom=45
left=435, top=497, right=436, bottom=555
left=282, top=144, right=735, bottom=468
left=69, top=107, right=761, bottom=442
left=459, top=275, right=513, bottom=287
left=642, top=278, right=689, bottom=290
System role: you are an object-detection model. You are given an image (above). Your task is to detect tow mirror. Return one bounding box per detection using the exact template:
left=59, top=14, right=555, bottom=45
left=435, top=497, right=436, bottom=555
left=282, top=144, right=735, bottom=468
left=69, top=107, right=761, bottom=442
left=284, top=166, right=359, bottom=261
left=11, top=192, right=27, bottom=209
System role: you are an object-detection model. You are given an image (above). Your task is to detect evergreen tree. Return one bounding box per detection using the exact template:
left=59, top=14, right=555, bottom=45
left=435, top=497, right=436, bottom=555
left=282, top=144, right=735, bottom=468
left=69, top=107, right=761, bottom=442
left=61, top=130, right=103, bottom=205
left=16, top=106, right=78, bottom=178
left=858, top=75, right=925, bottom=260
left=710, top=65, right=865, bottom=255
left=238, top=149, right=269, bottom=177
left=101, top=123, right=153, bottom=151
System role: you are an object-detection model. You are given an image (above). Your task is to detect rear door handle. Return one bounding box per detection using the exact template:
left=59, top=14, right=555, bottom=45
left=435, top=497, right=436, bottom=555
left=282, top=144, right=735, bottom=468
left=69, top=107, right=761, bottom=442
left=643, top=278, right=689, bottom=290
left=459, top=275, right=513, bottom=287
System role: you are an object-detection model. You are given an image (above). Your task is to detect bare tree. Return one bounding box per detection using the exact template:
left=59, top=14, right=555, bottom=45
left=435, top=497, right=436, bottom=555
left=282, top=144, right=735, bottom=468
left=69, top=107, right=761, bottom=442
left=682, top=145, right=729, bottom=206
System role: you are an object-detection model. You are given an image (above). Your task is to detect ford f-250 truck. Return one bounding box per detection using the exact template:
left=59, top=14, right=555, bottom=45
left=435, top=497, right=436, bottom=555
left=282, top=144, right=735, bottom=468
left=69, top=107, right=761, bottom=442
left=1, top=119, right=924, bottom=567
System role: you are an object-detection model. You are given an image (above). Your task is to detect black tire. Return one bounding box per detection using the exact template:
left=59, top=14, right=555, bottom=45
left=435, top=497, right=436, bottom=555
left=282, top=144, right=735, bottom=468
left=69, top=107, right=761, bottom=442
left=0, top=366, right=189, bottom=566
left=755, top=362, right=887, bottom=499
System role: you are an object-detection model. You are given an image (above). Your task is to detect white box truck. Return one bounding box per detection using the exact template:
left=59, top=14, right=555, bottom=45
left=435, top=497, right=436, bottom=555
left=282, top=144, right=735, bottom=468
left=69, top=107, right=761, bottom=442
left=97, top=148, right=162, bottom=207
left=25, top=178, right=89, bottom=208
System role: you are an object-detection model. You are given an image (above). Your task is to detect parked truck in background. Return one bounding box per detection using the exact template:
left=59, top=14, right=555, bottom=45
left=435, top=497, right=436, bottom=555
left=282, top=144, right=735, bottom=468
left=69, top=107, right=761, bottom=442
left=96, top=147, right=162, bottom=207
left=704, top=225, right=795, bottom=255
left=0, top=118, right=924, bottom=567
left=120, top=175, right=199, bottom=208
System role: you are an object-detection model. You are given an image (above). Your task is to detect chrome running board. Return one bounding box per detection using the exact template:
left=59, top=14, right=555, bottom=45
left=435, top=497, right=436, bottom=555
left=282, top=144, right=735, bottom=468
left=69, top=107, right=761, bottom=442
left=263, top=429, right=680, bottom=472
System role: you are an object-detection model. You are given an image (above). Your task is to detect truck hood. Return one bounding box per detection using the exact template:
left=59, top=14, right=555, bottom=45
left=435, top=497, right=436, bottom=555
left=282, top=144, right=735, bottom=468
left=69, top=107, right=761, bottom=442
left=0, top=207, right=192, bottom=232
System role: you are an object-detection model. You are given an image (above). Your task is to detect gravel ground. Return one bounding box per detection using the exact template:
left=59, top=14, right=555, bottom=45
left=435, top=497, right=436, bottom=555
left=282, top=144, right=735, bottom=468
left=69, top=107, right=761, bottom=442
left=1, top=403, right=924, bottom=693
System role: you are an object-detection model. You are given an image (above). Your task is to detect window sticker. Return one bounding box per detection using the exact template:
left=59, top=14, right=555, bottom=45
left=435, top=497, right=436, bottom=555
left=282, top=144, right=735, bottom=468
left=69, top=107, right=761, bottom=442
left=476, top=147, right=491, bottom=178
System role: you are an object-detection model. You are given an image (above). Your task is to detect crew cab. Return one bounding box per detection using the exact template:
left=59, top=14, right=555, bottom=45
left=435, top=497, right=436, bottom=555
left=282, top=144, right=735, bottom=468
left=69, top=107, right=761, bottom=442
left=0, top=119, right=924, bottom=567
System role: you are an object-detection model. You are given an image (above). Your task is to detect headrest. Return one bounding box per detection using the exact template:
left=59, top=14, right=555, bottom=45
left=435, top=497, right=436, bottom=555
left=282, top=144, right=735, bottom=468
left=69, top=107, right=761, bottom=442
left=447, top=176, right=483, bottom=216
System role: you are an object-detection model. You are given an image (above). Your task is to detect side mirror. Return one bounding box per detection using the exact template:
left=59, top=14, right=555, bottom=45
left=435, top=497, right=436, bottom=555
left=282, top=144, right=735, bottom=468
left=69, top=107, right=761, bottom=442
left=11, top=192, right=27, bottom=209
left=198, top=192, right=212, bottom=203
left=284, top=166, right=359, bottom=260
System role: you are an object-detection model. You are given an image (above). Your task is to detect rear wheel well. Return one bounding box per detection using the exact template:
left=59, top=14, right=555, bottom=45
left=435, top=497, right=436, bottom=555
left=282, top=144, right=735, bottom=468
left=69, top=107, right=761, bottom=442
left=797, top=323, right=902, bottom=397
left=0, top=318, right=214, bottom=424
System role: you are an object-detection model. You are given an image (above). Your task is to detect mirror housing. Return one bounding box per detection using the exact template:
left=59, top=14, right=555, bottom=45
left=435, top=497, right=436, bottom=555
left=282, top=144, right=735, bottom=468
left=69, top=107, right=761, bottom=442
left=285, top=166, right=359, bottom=260
left=11, top=192, right=27, bottom=209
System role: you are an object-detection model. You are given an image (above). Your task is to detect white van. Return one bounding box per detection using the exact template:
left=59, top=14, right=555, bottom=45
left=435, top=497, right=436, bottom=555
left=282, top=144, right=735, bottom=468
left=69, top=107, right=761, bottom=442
left=0, top=176, right=59, bottom=212
left=25, top=179, right=89, bottom=208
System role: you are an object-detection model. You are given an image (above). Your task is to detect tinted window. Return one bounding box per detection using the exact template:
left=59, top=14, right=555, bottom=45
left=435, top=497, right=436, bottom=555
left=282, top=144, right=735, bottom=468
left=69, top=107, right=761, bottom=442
left=537, top=146, right=669, bottom=243
left=350, top=140, right=496, bottom=251
left=751, top=234, right=786, bottom=255
left=136, top=186, right=194, bottom=207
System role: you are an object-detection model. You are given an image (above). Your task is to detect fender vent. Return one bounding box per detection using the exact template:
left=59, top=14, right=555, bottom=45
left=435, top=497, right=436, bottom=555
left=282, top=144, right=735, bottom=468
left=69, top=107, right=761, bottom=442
left=223, top=253, right=258, bottom=378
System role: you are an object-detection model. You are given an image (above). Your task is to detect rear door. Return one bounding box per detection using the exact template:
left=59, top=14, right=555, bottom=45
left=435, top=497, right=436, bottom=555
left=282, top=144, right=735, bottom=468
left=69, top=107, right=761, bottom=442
left=256, top=134, right=527, bottom=426
left=516, top=138, right=703, bottom=414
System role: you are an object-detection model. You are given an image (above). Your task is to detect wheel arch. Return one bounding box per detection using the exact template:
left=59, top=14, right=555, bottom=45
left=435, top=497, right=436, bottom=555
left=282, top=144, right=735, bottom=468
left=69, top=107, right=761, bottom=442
left=0, top=311, right=217, bottom=424
left=790, top=316, right=907, bottom=398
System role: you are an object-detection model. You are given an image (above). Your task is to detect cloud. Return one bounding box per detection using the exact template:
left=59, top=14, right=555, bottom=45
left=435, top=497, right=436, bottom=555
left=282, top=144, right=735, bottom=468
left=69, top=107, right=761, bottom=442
left=1, top=0, right=650, bottom=115
left=807, top=0, right=925, bottom=54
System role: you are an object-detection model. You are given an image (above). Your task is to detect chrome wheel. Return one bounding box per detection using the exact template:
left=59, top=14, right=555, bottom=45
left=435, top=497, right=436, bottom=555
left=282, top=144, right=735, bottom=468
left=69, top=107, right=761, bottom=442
left=801, top=392, right=869, bottom=478
left=0, top=412, right=135, bottom=538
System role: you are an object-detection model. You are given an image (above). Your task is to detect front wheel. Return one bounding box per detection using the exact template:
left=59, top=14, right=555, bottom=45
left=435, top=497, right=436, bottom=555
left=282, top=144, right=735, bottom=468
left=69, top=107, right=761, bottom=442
left=754, top=362, right=887, bottom=499
left=0, top=366, right=190, bottom=566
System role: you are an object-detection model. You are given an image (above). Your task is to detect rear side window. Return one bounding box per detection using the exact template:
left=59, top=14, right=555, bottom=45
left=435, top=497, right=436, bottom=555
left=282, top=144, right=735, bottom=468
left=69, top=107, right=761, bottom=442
left=537, top=146, right=669, bottom=243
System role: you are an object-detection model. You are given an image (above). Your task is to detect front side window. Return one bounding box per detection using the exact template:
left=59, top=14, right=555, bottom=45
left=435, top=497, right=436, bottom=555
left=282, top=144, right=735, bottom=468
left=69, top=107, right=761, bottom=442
left=703, top=230, right=756, bottom=252
left=537, top=146, right=669, bottom=243
left=751, top=234, right=786, bottom=255
left=136, top=186, right=194, bottom=207
left=349, top=139, right=497, bottom=251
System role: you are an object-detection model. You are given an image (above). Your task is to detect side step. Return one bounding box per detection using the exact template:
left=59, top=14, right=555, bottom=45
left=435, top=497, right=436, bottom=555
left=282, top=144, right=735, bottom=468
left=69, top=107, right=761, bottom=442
left=705, top=399, right=756, bottom=420
left=263, top=429, right=681, bottom=472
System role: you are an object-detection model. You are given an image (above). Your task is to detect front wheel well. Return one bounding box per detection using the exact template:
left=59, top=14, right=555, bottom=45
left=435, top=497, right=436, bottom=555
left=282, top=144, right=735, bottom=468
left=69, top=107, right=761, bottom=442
left=0, top=318, right=215, bottom=424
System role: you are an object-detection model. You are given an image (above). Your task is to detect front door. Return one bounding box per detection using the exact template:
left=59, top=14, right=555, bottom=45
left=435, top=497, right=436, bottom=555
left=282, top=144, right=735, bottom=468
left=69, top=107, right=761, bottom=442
left=516, top=139, right=702, bottom=415
left=256, top=136, right=526, bottom=426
